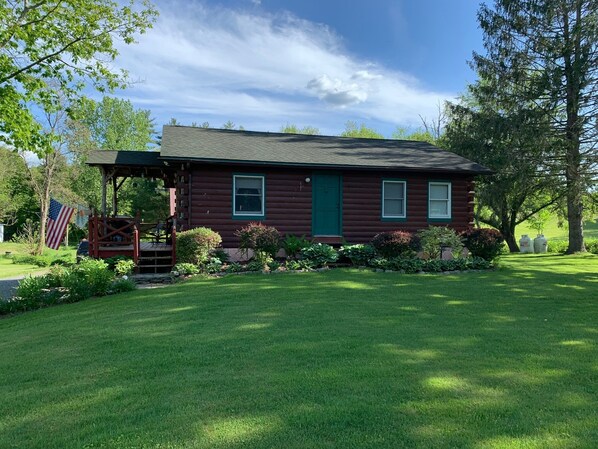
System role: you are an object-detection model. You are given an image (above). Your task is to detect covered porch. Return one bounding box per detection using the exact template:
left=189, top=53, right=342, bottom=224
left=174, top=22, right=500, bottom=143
left=86, top=151, right=179, bottom=273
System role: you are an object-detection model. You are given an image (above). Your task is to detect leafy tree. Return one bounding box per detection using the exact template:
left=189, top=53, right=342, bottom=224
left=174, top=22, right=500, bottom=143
left=392, top=127, right=436, bottom=144
left=442, top=99, right=559, bottom=251
left=0, top=146, right=36, bottom=237
left=280, top=124, right=320, bottom=135
left=68, top=97, right=167, bottom=222
left=473, top=0, right=598, bottom=253
left=19, top=106, right=77, bottom=253
left=340, top=121, right=384, bottom=139
left=0, top=0, right=158, bottom=156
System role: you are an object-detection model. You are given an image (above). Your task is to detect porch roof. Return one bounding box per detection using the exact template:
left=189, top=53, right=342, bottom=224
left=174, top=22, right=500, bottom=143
left=87, top=150, right=176, bottom=181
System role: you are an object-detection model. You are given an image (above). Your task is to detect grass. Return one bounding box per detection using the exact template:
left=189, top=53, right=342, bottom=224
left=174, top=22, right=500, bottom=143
left=516, top=215, right=598, bottom=241
left=0, top=242, right=75, bottom=279
left=1, top=254, right=597, bottom=449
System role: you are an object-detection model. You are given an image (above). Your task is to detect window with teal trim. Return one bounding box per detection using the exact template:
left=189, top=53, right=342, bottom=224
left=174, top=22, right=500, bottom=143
left=428, top=181, right=451, bottom=219
left=233, top=175, right=264, bottom=216
left=382, top=180, right=406, bottom=218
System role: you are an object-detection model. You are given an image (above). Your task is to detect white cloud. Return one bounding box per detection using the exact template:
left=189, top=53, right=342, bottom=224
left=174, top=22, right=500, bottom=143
left=113, top=2, right=455, bottom=135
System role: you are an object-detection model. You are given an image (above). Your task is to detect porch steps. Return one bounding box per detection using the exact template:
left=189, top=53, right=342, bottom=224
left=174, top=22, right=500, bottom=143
left=137, top=247, right=173, bottom=274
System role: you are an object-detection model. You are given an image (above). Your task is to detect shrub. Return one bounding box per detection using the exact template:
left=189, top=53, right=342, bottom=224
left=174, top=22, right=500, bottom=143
left=13, top=275, right=56, bottom=310
left=236, top=223, right=281, bottom=258
left=386, top=257, right=425, bottom=273
left=547, top=240, right=568, bottom=253
left=109, top=278, right=137, bottom=294
left=371, top=231, right=418, bottom=258
left=115, top=259, right=135, bottom=276
left=268, top=260, right=282, bottom=271
left=300, top=243, right=338, bottom=267
left=11, top=254, right=52, bottom=267
left=204, top=257, right=224, bottom=274
left=224, top=262, right=244, bottom=273
left=417, top=226, right=464, bottom=259
left=586, top=239, right=598, bottom=255
left=74, top=259, right=114, bottom=297
left=467, top=257, right=492, bottom=270
left=176, top=227, right=222, bottom=265
left=285, top=259, right=314, bottom=271
left=172, top=263, right=200, bottom=276
left=282, top=234, right=311, bottom=259
left=461, top=228, right=505, bottom=261
left=60, top=271, right=92, bottom=303
left=339, top=244, right=378, bottom=266
left=104, top=255, right=131, bottom=270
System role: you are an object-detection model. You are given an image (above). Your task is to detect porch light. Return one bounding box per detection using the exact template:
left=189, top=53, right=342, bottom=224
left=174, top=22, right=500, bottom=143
left=305, top=177, right=311, bottom=183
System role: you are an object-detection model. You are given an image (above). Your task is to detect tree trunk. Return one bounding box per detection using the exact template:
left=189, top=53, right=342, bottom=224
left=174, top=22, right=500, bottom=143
left=563, top=4, right=586, bottom=254
left=565, top=170, right=585, bottom=253
left=37, top=193, right=49, bottom=255
left=501, top=226, right=519, bottom=253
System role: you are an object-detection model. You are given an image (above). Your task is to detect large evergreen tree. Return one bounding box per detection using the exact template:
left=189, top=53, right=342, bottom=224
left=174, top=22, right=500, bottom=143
left=473, top=0, right=597, bottom=253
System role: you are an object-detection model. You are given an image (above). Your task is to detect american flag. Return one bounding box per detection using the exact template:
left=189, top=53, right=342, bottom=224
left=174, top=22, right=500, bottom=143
left=46, top=198, right=75, bottom=250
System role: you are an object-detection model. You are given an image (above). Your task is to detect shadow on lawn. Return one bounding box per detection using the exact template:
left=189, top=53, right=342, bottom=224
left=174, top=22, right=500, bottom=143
left=1, top=258, right=597, bottom=448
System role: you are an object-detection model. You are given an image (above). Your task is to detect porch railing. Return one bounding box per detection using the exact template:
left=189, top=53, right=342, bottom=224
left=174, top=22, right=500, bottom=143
left=88, top=214, right=177, bottom=266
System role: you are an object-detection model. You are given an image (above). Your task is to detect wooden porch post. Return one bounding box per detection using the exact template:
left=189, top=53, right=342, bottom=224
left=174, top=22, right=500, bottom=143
left=101, top=167, right=107, bottom=216
left=112, top=175, right=118, bottom=216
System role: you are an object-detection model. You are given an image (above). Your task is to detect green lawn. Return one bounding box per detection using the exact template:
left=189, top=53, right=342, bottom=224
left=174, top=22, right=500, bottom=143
left=0, top=242, right=75, bottom=279
left=1, top=254, right=597, bottom=449
left=516, top=215, right=598, bottom=241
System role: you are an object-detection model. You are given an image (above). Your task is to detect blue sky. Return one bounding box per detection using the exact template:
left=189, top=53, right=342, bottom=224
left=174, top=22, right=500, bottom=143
left=111, top=0, right=484, bottom=137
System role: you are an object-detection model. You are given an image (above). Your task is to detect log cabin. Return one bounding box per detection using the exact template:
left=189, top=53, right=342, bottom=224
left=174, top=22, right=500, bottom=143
left=87, top=125, right=491, bottom=272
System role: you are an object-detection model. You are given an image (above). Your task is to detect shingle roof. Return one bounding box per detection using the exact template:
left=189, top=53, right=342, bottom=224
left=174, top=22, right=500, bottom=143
left=159, top=126, right=492, bottom=174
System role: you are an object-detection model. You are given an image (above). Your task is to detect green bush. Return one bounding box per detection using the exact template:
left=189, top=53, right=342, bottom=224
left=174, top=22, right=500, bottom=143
left=60, top=271, right=92, bottom=303
left=282, top=234, right=311, bottom=259
left=339, top=244, right=378, bottom=266
left=371, top=231, right=418, bottom=258
left=244, top=259, right=265, bottom=272
left=74, top=259, right=114, bottom=297
left=224, top=262, right=244, bottom=273
left=115, top=259, right=135, bottom=276
left=547, top=240, right=568, bottom=253
left=11, top=254, right=52, bottom=267
left=300, top=243, right=338, bottom=267
left=204, top=257, right=224, bottom=274
left=387, top=257, right=425, bottom=273
left=236, top=222, right=281, bottom=258
left=461, top=228, right=505, bottom=261
left=172, top=263, right=200, bottom=275
left=586, top=239, right=598, bottom=254
left=176, top=227, right=222, bottom=265
left=109, top=278, right=137, bottom=294
left=268, top=260, right=282, bottom=271
left=546, top=239, right=598, bottom=254
left=104, top=255, right=132, bottom=270
left=13, top=275, right=58, bottom=310
left=285, top=259, right=314, bottom=271
left=418, top=226, right=464, bottom=259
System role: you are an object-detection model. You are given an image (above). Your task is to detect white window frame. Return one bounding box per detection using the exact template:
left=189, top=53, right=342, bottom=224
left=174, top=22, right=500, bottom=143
left=428, top=181, right=452, bottom=219
left=233, top=174, right=265, bottom=217
left=382, top=180, right=407, bottom=219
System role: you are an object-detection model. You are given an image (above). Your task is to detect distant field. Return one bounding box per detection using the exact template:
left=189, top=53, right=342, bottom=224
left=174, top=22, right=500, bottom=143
left=516, top=216, right=598, bottom=241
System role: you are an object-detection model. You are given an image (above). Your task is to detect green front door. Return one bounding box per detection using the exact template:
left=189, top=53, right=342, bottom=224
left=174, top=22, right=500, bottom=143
left=312, top=174, right=342, bottom=236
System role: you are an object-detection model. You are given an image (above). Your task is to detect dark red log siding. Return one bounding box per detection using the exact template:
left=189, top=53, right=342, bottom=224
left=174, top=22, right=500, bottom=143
left=183, top=164, right=474, bottom=247
left=187, top=165, right=312, bottom=246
